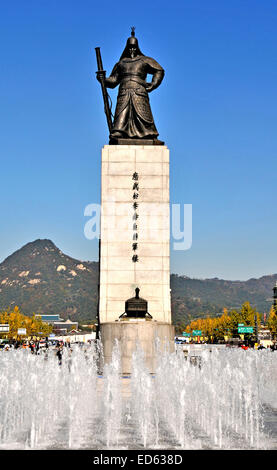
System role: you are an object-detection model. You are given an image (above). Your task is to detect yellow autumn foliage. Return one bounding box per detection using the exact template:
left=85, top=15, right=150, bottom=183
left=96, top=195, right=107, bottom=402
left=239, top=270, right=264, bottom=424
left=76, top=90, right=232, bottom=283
left=267, top=306, right=277, bottom=339
left=184, top=302, right=261, bottom=341
left=0, top=306, right=52, bottom=339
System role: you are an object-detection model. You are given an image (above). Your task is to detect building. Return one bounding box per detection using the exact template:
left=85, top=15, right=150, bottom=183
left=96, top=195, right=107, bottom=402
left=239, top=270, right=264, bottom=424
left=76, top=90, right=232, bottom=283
left=52, top=319, right=78, bottom=335
left=35, top=314, right=62, bottom=324
left=273, top=282, right=277, bottom=310
left=36, top=315, right=78, bottom=335
left=53, top=331, right=96, bottom=343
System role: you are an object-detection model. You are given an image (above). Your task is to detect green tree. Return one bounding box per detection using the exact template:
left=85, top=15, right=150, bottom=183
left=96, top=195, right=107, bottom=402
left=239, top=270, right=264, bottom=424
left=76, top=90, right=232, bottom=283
left=229, top=302, right=259, bottom=337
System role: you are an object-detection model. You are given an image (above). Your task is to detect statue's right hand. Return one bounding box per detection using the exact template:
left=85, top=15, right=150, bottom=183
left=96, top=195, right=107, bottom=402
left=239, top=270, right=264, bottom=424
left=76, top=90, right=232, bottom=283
left=96, top=71, right=106, bottom=82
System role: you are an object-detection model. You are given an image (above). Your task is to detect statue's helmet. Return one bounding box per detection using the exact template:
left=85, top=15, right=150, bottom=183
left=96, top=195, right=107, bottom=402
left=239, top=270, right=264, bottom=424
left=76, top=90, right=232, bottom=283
left=120, top=28, right=144, bottom=59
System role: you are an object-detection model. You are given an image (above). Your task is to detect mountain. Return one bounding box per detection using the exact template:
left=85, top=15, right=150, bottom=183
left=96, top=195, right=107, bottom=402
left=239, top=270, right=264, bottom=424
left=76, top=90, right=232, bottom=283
left=0, top=239, right=275, bottom=324
left=171, top=273, right=276, bottom=325
left=0, top=239, right=99, bottom=321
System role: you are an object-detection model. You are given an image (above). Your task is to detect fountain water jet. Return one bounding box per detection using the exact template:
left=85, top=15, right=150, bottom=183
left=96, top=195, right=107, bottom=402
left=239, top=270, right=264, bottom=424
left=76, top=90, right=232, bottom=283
left=0, top=344, right=276, bottom=450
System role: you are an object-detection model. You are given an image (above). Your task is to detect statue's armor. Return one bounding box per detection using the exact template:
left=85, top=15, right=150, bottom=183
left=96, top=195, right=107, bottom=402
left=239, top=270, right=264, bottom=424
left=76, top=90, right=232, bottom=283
left=105, top=55, right=164, bottom=139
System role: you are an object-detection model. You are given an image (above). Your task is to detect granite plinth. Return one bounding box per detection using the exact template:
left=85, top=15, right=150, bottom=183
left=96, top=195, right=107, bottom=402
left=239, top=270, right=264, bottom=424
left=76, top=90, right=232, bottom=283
left=100, top=320, right=175, bottom=374
left=99, top=145, right=171, bottom=324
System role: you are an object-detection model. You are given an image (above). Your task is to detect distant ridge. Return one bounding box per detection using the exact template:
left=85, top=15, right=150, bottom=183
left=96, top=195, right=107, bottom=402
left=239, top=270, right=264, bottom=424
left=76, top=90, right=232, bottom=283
left=0, top=239, right=99, bottom=321
left=0, top=239, right=275, bottom=324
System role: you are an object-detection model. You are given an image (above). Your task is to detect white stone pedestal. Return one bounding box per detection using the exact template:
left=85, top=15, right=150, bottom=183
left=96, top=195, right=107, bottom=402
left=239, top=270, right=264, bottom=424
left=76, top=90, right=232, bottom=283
left=100, top=320, right=175, bottom=374
left=98, top=145, right=173, bottom=372
left=99, top=145, right=171, bottom=323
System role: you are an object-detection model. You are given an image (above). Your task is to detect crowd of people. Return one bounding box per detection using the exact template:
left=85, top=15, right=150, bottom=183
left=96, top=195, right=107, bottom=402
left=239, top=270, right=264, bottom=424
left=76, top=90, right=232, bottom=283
left=0, top=337, right=94, bottom=370
left=1, top=338, right=54, bottom=352
left=0, top=338, right=73, bottom=363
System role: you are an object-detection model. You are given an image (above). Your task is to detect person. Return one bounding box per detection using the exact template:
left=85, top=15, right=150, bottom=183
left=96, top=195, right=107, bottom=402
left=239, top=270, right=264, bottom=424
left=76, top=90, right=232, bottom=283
left=97, top=29, right=164, bottom=142
left=29, top=341, right=35, bottom=354
left=56, top=346, right=63, bottom=365
left=67, top=348, right=73, bottom=372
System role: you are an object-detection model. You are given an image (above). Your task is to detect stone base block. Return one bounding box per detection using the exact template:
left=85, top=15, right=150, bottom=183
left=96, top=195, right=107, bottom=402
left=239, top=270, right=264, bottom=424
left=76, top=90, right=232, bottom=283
left=100, top=320, right=175, bottom=374
left=109, top=138, right=164, bottom=146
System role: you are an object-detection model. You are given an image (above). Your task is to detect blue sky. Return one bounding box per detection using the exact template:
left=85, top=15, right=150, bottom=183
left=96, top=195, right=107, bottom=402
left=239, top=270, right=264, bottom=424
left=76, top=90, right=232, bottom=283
left=0, top=0, right=276, bottom=280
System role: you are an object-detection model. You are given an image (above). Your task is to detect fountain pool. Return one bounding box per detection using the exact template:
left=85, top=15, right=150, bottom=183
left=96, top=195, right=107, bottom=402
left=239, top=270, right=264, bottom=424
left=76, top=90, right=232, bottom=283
left=0, top=343, right=276, bottom=450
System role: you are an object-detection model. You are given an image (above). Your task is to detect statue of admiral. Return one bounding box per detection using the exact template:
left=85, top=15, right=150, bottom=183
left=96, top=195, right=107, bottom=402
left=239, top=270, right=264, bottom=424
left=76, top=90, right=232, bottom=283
left=97, top=28, right=164, bottom=143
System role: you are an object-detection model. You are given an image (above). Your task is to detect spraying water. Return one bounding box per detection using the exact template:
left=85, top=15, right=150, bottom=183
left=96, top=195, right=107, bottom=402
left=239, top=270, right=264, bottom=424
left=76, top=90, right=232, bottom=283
left=0, top=343, right=276, bottom=449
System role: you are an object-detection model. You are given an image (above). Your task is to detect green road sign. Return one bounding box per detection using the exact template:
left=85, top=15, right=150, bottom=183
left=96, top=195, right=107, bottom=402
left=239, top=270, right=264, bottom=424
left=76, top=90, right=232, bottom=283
left=192, top=330, right=202, bottom=336
left=238, top=326, right=253, bottom=334
left=238, top=323, right=244, bottom=327
left=182, top=332, right=190, bottom=337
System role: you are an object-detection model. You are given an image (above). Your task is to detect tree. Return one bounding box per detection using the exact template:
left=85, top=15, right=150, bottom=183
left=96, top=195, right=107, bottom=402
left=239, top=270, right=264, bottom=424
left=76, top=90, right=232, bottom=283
left=0, top=306, right=52, bottom=340
left=229, top=302, right=260, bottom=338
left=183, top=302, right=261, bottom=343
left=267, top=306, right=277, bottom=339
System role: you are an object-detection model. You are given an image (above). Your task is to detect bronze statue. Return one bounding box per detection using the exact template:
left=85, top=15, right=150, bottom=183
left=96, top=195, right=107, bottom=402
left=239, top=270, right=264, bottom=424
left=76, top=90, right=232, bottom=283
left=96, top=28, right=164, bottom=145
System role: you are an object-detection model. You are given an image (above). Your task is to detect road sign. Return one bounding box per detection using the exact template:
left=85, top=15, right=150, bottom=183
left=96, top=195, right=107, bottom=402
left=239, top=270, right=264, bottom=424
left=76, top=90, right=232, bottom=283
left=0, top=324, right=9, bottom=332
left=18, top=328, right=26, bottom=335
left=182, top=332, right=190, bottom=337
left=238, top=323, right=244, bottom=327
left=238, top=326, right=253, bottom=334
left=192, top=330, right=202, bottom=336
